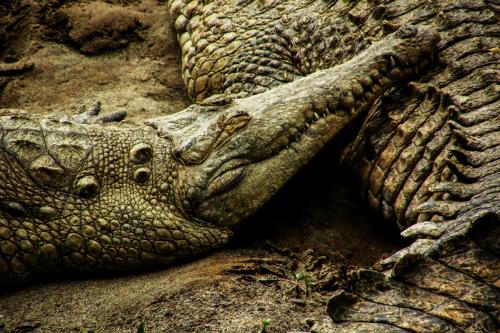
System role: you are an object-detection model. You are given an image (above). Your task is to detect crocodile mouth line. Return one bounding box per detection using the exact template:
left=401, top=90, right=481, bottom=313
left=206, top=164, right=247, bottom=199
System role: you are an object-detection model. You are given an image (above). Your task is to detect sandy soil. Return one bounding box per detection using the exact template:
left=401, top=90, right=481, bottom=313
left=0, top=1, right=405, bottom=332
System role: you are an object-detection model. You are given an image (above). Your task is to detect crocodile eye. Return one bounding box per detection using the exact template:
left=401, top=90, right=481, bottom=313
left=134, top=167, right=151, bottom=184
left=130, top=143, right=153, bottom=164
left=74, top=176, right=99, bottom=198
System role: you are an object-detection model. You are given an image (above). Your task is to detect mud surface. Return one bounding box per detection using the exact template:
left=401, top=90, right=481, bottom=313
left=0, top=1, right=404, bottom=332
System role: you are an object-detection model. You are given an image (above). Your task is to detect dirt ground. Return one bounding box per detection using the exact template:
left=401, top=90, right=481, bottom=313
left=0, top=1, right=405, bottom=332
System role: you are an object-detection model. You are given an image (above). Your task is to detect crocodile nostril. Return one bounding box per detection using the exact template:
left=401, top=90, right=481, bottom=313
left=74, top=176, right=100, bottom=198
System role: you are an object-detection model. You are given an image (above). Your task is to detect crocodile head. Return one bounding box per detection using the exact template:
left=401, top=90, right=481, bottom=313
left=149, top=24, right=439, bottom=237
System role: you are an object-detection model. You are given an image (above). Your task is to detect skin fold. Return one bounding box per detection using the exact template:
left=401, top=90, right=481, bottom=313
left=0, top=0, right=499, bottom=331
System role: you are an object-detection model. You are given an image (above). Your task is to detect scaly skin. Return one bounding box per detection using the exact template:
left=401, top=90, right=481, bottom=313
left=0, top=27, right=436, bottom=284
left=1, top=0, right=499, bottom=331
left=0, top=117, right=232, bottom=278
left=170, top=0, right=499, bottom=330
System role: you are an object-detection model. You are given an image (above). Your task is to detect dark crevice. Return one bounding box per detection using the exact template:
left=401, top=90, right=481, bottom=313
left=231, top=138, right=407, bottom=267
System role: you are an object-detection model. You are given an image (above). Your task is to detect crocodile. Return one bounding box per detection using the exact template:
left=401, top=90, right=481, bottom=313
left=0, top=0, right=499, bottom=331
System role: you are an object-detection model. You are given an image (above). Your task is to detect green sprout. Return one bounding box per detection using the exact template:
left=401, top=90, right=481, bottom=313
left=137, top=321, right=146, bottom=333
left=258, top=319, right=271, bottom=333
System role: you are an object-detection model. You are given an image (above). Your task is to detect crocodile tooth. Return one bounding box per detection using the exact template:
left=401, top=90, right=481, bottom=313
left=390, top=55, right=396, bottom=67
left=314, top=112, right=320, bottom=120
